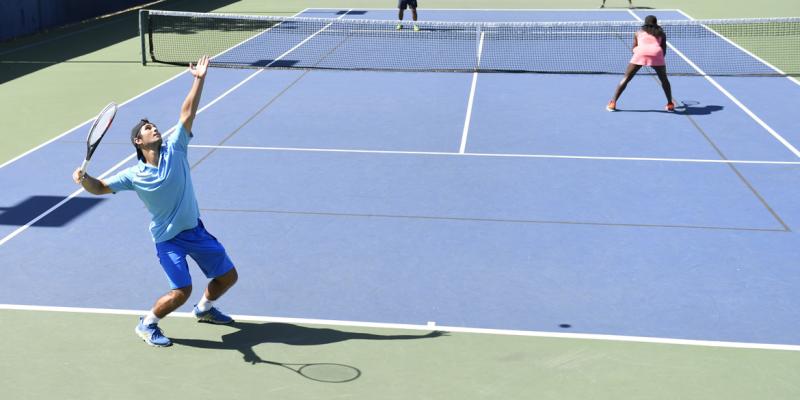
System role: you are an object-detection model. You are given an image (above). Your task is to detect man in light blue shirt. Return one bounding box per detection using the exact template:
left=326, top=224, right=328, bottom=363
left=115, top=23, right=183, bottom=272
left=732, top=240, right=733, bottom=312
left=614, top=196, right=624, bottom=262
left=72, top=55, right=238, bottom=347
left=108, top=121, right=199, bottom=242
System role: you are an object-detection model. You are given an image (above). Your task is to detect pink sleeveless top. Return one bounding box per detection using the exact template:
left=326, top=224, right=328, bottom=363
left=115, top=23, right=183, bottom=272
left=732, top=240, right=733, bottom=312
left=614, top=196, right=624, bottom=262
left=630, top=30, right=665, bottom=66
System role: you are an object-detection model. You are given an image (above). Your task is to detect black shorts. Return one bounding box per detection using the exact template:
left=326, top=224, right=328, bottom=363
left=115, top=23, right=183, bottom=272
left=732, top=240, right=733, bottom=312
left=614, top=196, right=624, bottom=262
left=398, top=0, right=418, bottom=9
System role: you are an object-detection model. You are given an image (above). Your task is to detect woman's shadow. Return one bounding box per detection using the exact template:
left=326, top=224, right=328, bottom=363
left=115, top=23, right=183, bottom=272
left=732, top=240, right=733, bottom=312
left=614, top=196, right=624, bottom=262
left=617, top=103, right=724, bottom=115
left=172, top=321, right=446, bottom=365
left=677, top=102, right=724, bottom=115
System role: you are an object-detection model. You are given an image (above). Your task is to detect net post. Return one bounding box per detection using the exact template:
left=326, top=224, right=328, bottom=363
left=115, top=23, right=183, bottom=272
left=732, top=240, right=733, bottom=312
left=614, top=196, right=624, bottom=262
left=138, top=9, right=149, bottom=66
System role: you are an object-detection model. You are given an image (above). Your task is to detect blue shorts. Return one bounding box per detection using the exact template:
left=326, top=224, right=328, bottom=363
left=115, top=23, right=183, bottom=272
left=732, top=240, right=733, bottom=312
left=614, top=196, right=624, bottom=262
left=155, top=219, right=235, bottom=289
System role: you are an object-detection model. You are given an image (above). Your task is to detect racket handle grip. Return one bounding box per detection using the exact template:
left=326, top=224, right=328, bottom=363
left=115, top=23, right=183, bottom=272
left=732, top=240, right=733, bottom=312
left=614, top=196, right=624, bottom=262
left=79, top=159, right=90, bottom=175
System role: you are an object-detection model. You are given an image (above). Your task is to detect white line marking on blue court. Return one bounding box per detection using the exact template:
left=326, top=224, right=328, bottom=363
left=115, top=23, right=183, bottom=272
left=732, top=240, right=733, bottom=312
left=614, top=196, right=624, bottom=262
left=675, top=9, right=800, bottom=87
left=188, top=144, right=800, bottom=165
left=460, top=31, right=485, bottom=154
left=2, top=304, right=799, bottom=352
left=628, top=10, right=800, bottom=159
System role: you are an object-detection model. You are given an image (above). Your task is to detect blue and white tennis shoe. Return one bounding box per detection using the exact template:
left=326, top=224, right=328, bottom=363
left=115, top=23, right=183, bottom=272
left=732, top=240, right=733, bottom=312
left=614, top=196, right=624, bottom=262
left=135, top=317, right=172, bottom=347
left=193, top=305, right=234, bottom=325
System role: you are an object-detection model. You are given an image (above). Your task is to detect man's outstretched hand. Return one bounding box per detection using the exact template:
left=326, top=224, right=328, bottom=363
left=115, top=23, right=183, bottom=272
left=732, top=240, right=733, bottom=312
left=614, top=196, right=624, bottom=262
left=189, top=55, right=209, bottom=79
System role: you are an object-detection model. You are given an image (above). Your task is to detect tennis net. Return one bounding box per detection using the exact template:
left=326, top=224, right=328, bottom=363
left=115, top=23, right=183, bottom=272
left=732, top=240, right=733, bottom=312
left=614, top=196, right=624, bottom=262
left=139, top=10, right=800, bottom=76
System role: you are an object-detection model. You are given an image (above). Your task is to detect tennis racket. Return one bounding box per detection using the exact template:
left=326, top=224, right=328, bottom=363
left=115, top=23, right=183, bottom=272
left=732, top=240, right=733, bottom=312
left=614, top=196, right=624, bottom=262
left=78, top=102, right=118, bottom=174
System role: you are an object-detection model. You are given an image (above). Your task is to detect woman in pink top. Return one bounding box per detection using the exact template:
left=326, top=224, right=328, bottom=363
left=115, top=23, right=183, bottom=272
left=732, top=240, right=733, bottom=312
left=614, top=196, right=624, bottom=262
left=607, top=15, right=675, bottom=112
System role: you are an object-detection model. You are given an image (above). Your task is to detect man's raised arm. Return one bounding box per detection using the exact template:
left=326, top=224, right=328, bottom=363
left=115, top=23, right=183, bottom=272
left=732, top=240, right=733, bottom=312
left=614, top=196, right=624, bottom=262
left=179, top=55, right=209, bottom=133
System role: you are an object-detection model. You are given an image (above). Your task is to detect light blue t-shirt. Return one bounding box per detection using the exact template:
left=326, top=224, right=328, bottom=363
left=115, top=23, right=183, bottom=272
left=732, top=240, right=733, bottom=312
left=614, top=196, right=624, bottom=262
left=106, top=123, right=200, bottom=243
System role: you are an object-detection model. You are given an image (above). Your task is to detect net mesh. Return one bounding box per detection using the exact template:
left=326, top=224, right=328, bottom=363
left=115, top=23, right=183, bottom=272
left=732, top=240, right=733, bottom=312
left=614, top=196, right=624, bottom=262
left=141, top=10, right=800, bottom=76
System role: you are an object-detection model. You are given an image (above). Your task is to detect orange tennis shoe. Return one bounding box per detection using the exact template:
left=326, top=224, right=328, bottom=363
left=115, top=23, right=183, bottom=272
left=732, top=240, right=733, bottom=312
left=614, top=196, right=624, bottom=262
left=665, top=101, right=675, bottom=112
left=606, top=100, right=617, bottom=112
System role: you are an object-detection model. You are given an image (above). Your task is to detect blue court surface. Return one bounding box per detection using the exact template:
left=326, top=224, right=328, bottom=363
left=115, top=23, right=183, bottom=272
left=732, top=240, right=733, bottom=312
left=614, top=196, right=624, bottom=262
left=2, top=9, right=800, bottom=349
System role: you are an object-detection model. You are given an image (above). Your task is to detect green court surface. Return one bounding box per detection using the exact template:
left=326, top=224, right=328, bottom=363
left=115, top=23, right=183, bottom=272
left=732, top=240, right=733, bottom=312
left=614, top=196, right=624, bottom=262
left=2, top=309, right=800, bottom=400
left=2, top=1, right=800, bottom=399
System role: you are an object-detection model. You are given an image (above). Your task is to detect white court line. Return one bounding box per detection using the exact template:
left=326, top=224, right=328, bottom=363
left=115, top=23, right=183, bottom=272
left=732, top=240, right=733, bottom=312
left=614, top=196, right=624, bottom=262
left=627, top=10, right=800, bottom=159
left=0, top=8, right=353, bottom=248
left=675, top=9, right=800, bottom=87
left=2, top=303, right=799, bottom=352
left=459, top=31, right=485, bottom=154
left=188, top=144, right=800, bottom=165
left=0, top=8, right=314, bottom=171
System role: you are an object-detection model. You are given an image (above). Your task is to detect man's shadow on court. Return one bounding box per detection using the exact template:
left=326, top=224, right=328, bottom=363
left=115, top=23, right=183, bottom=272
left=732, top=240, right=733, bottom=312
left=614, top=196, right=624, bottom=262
left=172, top=321, right=446, bottom=365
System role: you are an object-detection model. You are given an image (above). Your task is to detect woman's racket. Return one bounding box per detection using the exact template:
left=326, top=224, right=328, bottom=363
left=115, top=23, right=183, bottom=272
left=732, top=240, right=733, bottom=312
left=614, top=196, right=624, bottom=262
left=79, top=102, right=118, bottom=174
